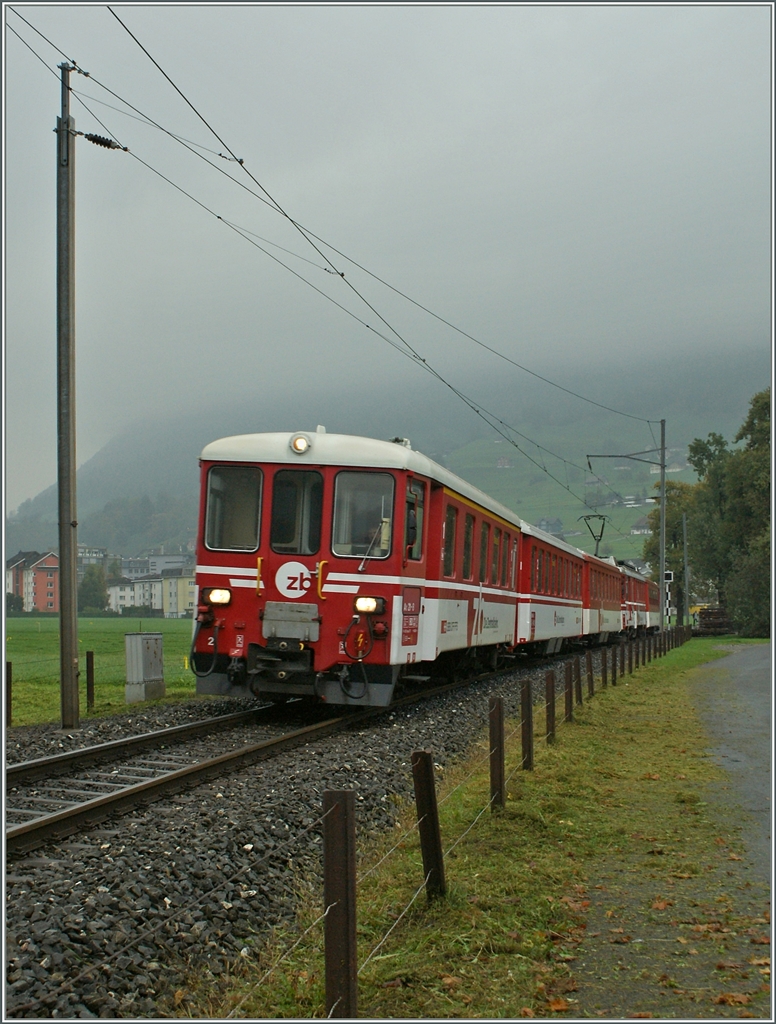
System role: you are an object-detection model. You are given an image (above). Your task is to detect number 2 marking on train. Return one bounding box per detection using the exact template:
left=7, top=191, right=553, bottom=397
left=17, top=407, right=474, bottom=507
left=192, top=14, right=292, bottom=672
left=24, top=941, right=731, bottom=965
left=207, top=637, right=215, bottom=647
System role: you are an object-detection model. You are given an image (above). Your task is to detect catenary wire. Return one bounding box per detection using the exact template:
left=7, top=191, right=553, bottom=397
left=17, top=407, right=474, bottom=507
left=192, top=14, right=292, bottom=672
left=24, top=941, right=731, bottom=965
left=8, top=21, right=645, bottom=543
left=104, top=4, right=659, bottom=427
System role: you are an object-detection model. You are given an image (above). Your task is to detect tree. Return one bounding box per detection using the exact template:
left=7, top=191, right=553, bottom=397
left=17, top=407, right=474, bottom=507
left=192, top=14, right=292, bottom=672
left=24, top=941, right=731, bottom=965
left=78, top=564, right=108, bottom=612
left=108, top=558, right=122, bottom=579
left=6, top=592, right=23, bottom=614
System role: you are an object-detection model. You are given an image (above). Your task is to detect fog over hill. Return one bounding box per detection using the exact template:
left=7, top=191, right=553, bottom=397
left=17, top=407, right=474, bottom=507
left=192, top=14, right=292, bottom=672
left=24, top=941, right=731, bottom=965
left=6, top=347, right=769, bottom=555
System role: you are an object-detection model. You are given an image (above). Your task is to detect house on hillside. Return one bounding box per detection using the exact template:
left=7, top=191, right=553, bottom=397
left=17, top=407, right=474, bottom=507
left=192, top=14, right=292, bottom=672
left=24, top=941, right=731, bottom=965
left=630, top=516, right=653, bottom=536
left=535, top=517, right=564, bottom=538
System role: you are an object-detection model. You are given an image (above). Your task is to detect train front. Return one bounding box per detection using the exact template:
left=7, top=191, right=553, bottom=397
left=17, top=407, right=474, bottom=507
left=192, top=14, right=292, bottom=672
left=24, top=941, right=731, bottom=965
left=191, top=430, right=405, bottom=706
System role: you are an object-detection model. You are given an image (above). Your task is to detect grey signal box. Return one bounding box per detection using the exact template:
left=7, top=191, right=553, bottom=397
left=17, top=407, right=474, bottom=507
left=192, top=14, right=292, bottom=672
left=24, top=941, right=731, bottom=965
left=125, top=632, right=165, bottom=704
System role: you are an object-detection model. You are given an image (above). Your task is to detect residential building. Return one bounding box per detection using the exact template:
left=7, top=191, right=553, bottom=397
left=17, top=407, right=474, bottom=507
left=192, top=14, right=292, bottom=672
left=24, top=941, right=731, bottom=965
left=6, top=551, right=41, bottom=599
left=161, top=568, right=197, bottom=618
left=21, top=552, right=60, bottom=613
left=630, top=516, right=653, bottom=536
left=107, top=574, right=164, bottom=614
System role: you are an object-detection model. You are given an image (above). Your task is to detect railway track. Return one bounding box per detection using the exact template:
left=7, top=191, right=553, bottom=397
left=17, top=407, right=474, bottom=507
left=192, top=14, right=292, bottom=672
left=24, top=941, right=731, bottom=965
left=6, top=642, right=621, bottom=856
left=5, top=676, right=486, bottom=856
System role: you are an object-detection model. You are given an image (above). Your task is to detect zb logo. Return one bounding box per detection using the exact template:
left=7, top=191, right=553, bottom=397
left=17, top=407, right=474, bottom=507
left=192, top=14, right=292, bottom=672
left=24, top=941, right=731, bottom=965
left=275, top=561, right=313, bottom=599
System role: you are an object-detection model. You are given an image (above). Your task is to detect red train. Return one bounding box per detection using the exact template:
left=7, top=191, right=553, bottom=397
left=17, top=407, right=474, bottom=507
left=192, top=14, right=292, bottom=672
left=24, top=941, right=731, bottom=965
left=192, top=429, right=660, bottom=706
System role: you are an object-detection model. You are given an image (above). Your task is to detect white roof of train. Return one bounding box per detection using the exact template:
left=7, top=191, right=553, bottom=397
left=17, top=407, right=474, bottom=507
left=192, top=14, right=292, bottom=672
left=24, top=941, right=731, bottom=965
left=200, top=430, right=640, bottom=572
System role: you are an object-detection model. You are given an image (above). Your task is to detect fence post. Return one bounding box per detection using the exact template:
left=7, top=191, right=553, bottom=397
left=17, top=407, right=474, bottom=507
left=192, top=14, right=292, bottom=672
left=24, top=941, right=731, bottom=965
left=573, top=656, right=583, bottom=705
left=601, top=647, right=607, bottom=688
left=634, top=637, right=640, bottom=669
left=521, top=679, right=534, bottom=771
left=489, top=696, right=505, bottom=810
left=6, top=662, right=11, bottom=727
left=86, top=651, right=95, bottom=712
left=619, top=642, right=625, bottom=676
left=323, top=790, right=358, bottom=1019
left=411, top=750, right=446, bottom=898
left=585, top=650, right=594, bottom=697
left=564, top=663, right=573, bottom=722
left=545, top=671, right=556, bottom=743
left=611, top=644, right=617, bottom=686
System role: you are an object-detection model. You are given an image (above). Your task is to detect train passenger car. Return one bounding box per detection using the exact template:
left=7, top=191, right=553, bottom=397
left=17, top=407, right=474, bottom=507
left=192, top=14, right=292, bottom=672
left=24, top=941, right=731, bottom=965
left=620, top=564, right=648, bottom=635
left=192, top=429, right=527, bottom=707
left=582, top=553, right=622, bottom=643
left=515, top=525, right=585, bottom=654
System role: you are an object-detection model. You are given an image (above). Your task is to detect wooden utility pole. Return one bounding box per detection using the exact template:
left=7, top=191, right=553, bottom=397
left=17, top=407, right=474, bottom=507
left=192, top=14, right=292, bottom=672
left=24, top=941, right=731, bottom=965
left=57, top=62, right=79, bottom=729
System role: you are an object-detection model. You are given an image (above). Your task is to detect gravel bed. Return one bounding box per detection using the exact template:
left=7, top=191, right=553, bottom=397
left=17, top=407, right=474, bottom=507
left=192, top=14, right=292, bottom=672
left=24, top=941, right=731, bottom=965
left=5, top=650, right=611, bottom=1018
left=5, top=698, right=271, bottom=766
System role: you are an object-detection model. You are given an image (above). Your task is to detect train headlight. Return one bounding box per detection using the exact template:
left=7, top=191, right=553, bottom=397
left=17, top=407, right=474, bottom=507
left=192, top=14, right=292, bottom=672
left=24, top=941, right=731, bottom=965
left=203, top=588, right=232, bottom=606
left=290, top=433, right=311, bottom=454
left=354, top=596, right=386, bottom=615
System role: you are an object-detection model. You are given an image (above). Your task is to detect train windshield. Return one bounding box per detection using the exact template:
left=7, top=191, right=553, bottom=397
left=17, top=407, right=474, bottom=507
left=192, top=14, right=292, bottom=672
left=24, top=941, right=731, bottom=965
left=270, top=470, right=323, bottom=555
left=205, top=466, right=263, bottom=551
left=332, top=472, right=394, bottom=559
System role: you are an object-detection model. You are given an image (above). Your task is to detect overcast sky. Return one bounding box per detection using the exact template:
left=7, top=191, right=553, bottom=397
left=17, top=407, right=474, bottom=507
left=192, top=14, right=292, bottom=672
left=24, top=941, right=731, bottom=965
left=3, top=3, right=772, bottom=512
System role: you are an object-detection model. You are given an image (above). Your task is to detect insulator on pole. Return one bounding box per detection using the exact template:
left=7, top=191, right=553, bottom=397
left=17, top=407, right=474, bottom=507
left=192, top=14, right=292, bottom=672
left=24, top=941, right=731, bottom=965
left=84, top=133, right=124, bottom=150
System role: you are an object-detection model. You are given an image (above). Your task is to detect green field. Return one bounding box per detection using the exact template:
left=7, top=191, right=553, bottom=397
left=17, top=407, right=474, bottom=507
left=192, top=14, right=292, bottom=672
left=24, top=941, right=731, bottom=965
left=5, top=617, right=198, bottom=727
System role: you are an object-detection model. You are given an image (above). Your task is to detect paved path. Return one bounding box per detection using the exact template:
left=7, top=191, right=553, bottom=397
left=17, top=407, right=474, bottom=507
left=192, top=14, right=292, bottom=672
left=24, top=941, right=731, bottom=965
left=690, top=643, right=772, bottom=884
left=571, top=642, right=772, bottom=1019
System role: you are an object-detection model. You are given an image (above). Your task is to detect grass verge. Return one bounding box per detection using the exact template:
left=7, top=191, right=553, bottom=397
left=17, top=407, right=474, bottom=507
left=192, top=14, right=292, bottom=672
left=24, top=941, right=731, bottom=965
left=174, top=638, right=768, bottom=1018
left=5, top=618, right=198, bottom=725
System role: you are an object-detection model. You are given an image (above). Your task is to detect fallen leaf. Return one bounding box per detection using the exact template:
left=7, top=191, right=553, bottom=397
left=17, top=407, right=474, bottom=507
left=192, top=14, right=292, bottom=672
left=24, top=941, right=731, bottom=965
left=507, top=931, right=521, bottom=941
left=712, top=993, right=751, bottom=1005
left=609, top=927, right=625, bottom=933
left=519, top=1009, right=535, bottom=1018
left=173, top=990, right=186, bottom=1007
left=717, top=962, right=746, bottom=970
left=677, top=937, right=689, bottom=944
left=714, top=837, right=726, bottom=845
left=629, top=1014, right=653, bottom=1019
left=748, top=957, right=770, bottom=966
left=729, top=853, right=743, bottom=861
left=383, top=978, right=403, bottom=989
left=652, top=899, right=672, bottom=910
left=611, top=935, right=632, bottom=944
left=643, top=772, right=660, bottom=780
left=751, top=936, right=771, bottom=945
left=673, top=872, right=692, bottom=879
left=461, top=994, right=473, bottom=1005
left=605, top=910, right=615, bottom=918
left=441, top=975, right=461, bottom=988
left=547, top=997, right=570, bottom=1011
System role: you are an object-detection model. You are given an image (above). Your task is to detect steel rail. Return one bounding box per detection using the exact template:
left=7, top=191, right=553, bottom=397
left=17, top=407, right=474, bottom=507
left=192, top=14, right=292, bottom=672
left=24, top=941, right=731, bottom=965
left=6, top=706, right=277, bottom=785
left=5, top=674, right=493, bottom=856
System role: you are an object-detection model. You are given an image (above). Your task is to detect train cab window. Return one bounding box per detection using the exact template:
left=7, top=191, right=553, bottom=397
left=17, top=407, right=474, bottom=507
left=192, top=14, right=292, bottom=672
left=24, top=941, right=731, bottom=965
left=404, top=479, right=425, bottom=560
left=332, top=471, right=394, bottom=559
left=491, top=528, right=501, bottom=585
left=271, top=469, right=323, bottom=555
left=501, top=532, right=509, bottom=587
left=463, top=514, right=475, bottom=579
left=479, top=523, right=490, bottom=583
left=205, top=465, right=263, bottom=551
left=443, top=505, right=458, bottom=577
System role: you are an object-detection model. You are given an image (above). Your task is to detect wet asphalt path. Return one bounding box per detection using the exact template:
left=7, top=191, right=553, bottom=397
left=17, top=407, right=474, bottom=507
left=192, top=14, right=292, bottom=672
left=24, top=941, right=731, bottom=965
left=689, top=642, right=772, bottom=885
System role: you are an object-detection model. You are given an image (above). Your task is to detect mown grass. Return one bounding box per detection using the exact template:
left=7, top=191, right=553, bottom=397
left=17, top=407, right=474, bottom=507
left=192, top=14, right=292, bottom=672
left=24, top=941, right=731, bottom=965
left=176, top=637, right=765, bottom=1019
left=5, top=617, right=198, bottom=725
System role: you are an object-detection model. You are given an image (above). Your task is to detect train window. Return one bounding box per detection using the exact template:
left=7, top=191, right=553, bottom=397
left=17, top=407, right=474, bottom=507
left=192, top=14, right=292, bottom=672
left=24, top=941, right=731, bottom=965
left=542, top=549, right=549, bottom=593
left=205, top=465, right=263, bottom=551
left=478, top=523, right=490, bottom=583
left=332, top=472, right=394, bottom=559
left=511, top=538, right=518, bottom=590
left=501, top=532, right=509, bottom=587
left=463, top=514, right=475, bottom=579
left=491, top=528, right=501, bottom=585
left=443, top=505, right=458, bottom=577
left=530, top=545, right=536, bottom=591
left=551, top=554, right=557, bottom=595
left=404, top=479, right=425, bottom=560
left=271, top=470, right=323, bottom=555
